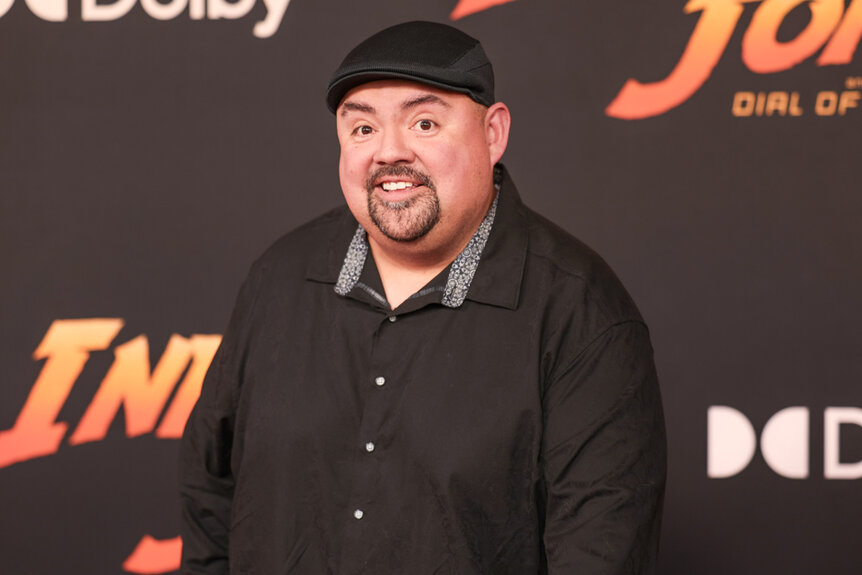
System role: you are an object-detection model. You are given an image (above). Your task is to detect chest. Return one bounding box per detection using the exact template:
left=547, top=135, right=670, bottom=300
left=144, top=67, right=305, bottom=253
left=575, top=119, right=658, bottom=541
left=235, top=288, right=546, bottom=483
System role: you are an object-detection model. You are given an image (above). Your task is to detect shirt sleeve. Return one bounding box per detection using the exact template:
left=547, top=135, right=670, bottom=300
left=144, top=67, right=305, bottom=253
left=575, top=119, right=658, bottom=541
left=178, top=273, right=260, bottom=575
left=541, top=320, right=666, bottom=574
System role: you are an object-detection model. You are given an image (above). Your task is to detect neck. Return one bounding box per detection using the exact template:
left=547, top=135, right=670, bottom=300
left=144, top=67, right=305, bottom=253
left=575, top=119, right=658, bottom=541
left=367, top=234, right=461, bottom=309
left=364, top=183, right=499, bottom=309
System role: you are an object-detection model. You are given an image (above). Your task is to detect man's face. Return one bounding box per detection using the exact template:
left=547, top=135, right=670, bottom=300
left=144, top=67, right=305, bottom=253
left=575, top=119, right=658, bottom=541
left=336, top=80, right=507, bottom=257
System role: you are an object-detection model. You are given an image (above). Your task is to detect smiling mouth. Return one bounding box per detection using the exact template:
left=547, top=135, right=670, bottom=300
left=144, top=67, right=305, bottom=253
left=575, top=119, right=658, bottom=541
left=380, top=181, right=418, bottom=191
left=365, top=166, right=435, bottom=196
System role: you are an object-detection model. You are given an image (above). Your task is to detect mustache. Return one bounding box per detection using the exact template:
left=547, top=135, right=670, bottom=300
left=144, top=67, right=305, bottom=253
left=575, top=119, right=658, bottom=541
left=365, top=166, right=435, bottom=193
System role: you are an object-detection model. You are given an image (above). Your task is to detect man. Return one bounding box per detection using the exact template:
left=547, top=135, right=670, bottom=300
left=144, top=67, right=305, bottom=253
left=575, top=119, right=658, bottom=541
left=180, top=20, right=666, bottom=575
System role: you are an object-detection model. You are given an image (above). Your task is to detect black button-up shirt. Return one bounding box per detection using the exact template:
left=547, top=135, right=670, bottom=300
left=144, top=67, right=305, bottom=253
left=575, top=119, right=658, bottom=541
left=180, top=166, right=666, bottom=575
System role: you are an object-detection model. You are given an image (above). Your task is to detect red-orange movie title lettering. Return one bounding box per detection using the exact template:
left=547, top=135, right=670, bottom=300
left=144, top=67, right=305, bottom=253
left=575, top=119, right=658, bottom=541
left=123, top=536, right=183, bottom=574
left=818, top=0, right=862, bottom=63
left=68, top=334, right=220, bottom=445
left=0, top=320, right=221, bottom=574
left=743, top=0, right=844, bottom=73
left=0, top=320, right=220, bottom=469
left=607, top=0, right=862, bottom=119
left=0, top=319, right=123, bottom=467
left=450, top=0, right=518, bottom=19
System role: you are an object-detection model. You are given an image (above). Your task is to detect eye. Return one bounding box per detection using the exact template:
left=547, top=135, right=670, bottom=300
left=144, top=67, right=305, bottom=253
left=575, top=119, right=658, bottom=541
left=413, top=119, right=436, bottom=132
left=353, top=125, right=374, bottom=137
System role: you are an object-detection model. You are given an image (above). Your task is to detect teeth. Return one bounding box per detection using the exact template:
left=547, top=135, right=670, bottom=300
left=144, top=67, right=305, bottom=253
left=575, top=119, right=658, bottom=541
left=381, top=181, right=415, bottom=191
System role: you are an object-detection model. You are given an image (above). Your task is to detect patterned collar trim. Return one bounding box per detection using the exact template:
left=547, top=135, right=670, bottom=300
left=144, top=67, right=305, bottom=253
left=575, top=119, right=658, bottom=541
left=441, top=192, right=498, bottom=307
left=333, top=226, right=368, bottom=297
left=333, top=192, right=500, bottom=309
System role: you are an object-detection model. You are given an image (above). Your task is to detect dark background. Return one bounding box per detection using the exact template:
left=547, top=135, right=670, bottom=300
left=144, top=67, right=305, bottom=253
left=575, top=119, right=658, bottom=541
left=2, top=0, right=860, bottom=573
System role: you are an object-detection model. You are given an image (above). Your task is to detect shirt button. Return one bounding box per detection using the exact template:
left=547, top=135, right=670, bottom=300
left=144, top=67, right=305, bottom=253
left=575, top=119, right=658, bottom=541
left=365, top=442, right=375, bottom=452
left=388, top=315, right=397, bottom=323
left=374, top=376, right=385, bottom=387
left=353, top=509, right=364, bottom=520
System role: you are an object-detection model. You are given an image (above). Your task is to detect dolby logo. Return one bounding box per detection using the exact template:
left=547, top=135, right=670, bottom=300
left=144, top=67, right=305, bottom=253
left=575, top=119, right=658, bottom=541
left=707, top=406, right=862, bottom=480
left=0, top=0, right=290, bottom=37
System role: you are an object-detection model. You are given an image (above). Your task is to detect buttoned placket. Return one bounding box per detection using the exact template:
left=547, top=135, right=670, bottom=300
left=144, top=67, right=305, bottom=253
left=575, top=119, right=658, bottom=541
left=341, top=308, right=405, bottom=568
left=331, top=201, right=496, bottom=568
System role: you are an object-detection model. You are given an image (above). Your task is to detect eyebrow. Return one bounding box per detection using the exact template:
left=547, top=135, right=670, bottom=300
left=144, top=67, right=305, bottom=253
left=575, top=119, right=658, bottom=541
left=340, top=93, right=451, bottom=117
left=340, top=101, right=375, bottom=117
left=401, top=93, right=451, bottom=110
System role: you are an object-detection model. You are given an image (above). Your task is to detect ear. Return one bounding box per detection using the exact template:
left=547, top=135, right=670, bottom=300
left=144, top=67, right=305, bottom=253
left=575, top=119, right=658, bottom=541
left=485, top=102, right=511, bottom=166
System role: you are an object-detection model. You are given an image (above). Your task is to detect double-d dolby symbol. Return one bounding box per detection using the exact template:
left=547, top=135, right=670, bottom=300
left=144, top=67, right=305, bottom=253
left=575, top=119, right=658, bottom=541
left=707, top=406, right=862, bottom=479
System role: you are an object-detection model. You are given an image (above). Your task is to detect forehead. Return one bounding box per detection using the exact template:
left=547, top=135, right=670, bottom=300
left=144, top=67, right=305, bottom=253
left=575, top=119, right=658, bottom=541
left=338, top=80, right=475, bottom=116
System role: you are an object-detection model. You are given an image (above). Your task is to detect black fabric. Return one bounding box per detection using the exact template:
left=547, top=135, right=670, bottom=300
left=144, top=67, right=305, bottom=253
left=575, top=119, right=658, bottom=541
left=326, top=21, right=495, bottom=113
left=179, top=166, right=666, bottom=574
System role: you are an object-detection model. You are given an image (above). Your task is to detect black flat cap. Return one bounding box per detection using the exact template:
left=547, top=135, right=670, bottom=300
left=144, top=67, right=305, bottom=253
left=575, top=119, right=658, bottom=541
left=326, top=21, right=495, bottom=113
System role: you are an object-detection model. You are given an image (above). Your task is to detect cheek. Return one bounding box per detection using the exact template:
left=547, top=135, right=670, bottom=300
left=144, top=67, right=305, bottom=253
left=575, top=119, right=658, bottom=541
left=339, top=147, right=366, bottom=189
left=342, top=139, right=377, bottom=168
left=338, top=150, right=371, bottom=220
left=436, top=132, right=488, bottom=173
left=433, top=143, right=488, bottom=188
left=434, top=144, right=493, bottom=214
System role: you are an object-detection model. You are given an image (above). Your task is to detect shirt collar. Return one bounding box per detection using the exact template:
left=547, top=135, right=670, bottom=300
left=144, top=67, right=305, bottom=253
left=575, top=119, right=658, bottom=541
left=307, top=164, right=528, bottom=311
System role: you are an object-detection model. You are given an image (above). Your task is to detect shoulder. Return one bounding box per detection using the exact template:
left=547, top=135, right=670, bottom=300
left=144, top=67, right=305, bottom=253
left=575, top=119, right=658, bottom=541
left=519, top=203, right=643, bottom=326
left=247, top=205, right=353, bottom=280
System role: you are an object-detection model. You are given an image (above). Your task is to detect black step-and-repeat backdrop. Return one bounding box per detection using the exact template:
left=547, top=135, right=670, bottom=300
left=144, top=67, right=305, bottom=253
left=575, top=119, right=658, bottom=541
left=2, top=0, right=860, bottom=573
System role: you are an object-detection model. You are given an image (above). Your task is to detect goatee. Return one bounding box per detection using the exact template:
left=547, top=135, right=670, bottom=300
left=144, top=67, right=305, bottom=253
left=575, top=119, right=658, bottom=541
left=365, top=166, right=440, bottom=242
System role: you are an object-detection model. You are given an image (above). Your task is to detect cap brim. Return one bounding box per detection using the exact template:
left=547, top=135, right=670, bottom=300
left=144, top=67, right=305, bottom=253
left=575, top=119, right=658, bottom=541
left=326, top=70, right=491, bottom=113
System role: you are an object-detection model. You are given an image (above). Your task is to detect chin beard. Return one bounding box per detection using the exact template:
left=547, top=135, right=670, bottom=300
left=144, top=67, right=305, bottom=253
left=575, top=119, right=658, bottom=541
left=365, top=166, right=439, bottom=242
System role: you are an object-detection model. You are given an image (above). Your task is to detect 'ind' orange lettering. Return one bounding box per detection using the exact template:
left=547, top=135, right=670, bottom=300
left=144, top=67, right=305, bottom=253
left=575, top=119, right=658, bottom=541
left=156, top=335, right=221, bottom=438
left=68, top=334, right=194, bottom=445
left=0, top=319, right=124, bottom=468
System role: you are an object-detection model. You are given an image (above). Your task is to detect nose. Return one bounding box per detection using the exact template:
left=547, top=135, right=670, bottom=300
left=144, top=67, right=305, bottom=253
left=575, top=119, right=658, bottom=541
left=373, top=128, right=415, bottom=165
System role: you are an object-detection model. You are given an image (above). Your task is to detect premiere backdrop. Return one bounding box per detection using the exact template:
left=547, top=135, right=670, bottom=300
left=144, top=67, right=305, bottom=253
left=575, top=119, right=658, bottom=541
left=2, top=0, right=861, bottom=573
